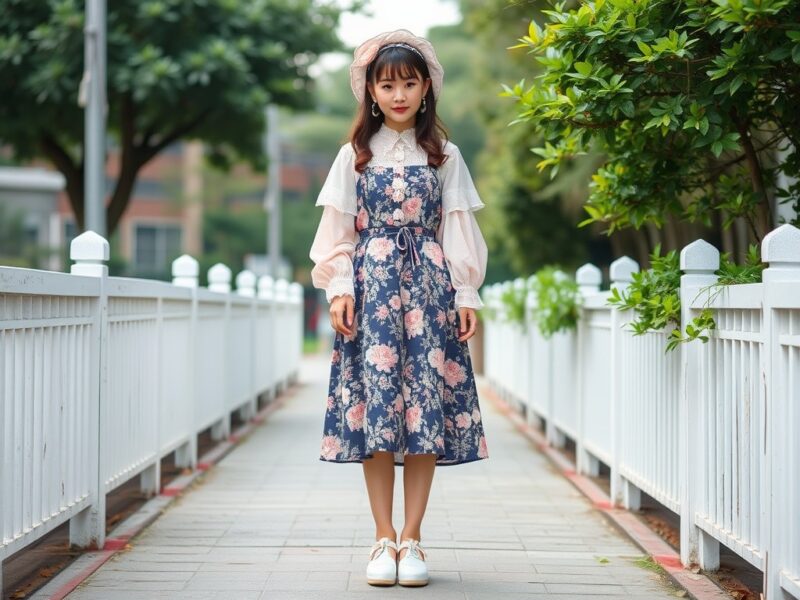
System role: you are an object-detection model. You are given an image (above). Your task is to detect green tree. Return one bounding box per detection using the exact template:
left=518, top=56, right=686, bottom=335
left=503, top=0, right=800, bottom=245
left=459, top=0, right=596, bottom=277
left=0, top=0, right=352, bottom=234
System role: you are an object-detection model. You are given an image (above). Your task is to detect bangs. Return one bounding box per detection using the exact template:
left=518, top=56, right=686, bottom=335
left=372, top=51, right=424, bottom=83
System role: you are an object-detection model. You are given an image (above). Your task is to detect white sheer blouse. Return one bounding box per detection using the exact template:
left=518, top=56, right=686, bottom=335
left=309, top=124, right=488, bottom=310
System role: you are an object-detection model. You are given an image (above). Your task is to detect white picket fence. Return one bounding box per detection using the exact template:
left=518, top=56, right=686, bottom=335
left=0, top=231, right=303, bottom=588
left=482, top=224, right=800, bottom=600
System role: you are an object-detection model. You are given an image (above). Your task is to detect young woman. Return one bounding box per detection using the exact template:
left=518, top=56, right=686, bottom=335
left=309, top=29, right=489, bottom=587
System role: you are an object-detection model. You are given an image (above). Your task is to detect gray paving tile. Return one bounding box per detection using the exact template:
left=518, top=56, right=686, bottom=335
left=64, top=356, right=684, bottom=599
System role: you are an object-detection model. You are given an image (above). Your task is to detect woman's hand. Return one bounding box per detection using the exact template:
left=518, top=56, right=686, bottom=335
left=329, top=294, right=355, bottom=337
left=457, top=307, right=477, bottom=342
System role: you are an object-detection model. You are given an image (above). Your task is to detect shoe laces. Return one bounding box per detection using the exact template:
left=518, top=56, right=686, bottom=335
left=400, top=539, right=426, bottom=561
left=369, top=537, right=396, bottom=561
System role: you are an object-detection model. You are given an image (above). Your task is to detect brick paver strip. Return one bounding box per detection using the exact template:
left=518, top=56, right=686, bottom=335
left=39, top=355, right=715, bottom=599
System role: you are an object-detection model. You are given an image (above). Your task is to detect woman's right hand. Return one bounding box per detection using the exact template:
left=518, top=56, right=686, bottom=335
left=329, top=294, right=355, bottom=337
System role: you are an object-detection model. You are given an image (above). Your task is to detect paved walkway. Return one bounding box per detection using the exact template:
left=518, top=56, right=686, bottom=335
left=64, top=354, right=682, bottom=599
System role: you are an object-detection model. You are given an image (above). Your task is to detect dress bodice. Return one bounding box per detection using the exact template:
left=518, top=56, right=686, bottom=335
left=354, top=165, right=442, bottom=235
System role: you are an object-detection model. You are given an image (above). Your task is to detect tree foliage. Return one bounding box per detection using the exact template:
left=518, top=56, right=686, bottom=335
left=0, top=0, right=349, bottom=233
left=503, top=0, right=800, bottom=242
left=458, top=0, right=598, bottom=278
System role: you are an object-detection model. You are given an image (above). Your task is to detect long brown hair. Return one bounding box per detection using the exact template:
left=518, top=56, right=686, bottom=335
left=348, top=45, right=449, bottom=173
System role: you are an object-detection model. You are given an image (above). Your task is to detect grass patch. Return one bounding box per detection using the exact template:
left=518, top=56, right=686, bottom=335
left=303, top=336, right=320, bottom=354
left=634, top=555, right=666, bottom=574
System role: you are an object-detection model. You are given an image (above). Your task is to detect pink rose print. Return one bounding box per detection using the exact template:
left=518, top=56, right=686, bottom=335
left=435, top=310, right=447, bottom=327
left=406, top=405, right=423, bottom=433
left=402, top=197, right=422, bottom=219
left=427, top=348, right=445, bottom=375
left=394, top=393, right=404, bottom=413
left=320, top=435, right=342, bottom=460
left=389, top=295, right=401, bottom=310
left=404, top=308, right=424, bottom=338
left=444, top=359, right=466, bottom=386
left=455, top=412, right=472, bottom=429
left=356, top=207, right=369, bottom=230
left=478, top=436, right=489, bottom=458
left=366, top=343, right=398, bottom=373
left=367, top=237, right=395, bottom=261
left=422, top=241, right=444, bottom=267
left=346, top=402, right=366, bottom=431
left=375, top=304, right=389, bottom=320
left=472, top=408, right=481, bottom=424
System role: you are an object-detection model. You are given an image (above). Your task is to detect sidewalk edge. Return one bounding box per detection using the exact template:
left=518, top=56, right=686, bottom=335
left=481, top=382, right=733, bottom=600
left=29, top=387, right=294, bottom=600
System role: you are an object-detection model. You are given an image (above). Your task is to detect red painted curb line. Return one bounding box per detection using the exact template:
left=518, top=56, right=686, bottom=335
left=48, top=550, right=117, bottom=600
left=481, top=383, right=732, bottom=600
left=44, top=391, right=292, bottom=600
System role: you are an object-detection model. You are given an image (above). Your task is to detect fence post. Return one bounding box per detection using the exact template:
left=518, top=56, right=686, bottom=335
left=762, top=224, right=800, bottom=600
left=290, top=282, right=304, bottom=384
left=575, top=263, right=602, bottom=476
left=258, top=275, right=275, bottom=402
left=678, top=240, right=719, bottom=568
left=499, top=280, right=513, bottom=401
left=172, top=255, right=199, bottom=469
left=68, top=231, right=109, bottom=551
left=524, top=276, right=539, bottom=428
left=208, top=263, right=232, bottom=294
left=236, top=270, right=257, bottom=420
left=608, top=256, right=639, bottom=508
left=274, top=279, right=290, bottom=392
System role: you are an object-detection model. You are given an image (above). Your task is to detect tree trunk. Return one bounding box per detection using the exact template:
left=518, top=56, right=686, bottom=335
left=39, top=134, right=85, bottom=229
left=730, top=107, right=771, bottom=239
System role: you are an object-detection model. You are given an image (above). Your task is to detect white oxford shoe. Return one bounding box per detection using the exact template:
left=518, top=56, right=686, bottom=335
left=366, top=537, right=398, bottom=586
left=397, top=539, right=429, bottom=586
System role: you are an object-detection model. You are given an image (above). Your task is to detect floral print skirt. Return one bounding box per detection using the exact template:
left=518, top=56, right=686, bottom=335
left=319, top=223, right=489, bottom=467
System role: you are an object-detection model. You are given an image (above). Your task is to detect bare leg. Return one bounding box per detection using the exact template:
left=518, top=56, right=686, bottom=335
left=362, top=451, right=397, bottom=559
left=399, top=453, right=436, bottom=559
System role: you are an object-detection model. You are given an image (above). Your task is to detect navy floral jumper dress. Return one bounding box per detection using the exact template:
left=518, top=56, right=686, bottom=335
left=319, top=157, right=489, bottom=466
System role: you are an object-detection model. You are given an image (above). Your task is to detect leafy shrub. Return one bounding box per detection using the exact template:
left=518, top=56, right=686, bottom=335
left=608, top=245, right=764, bottom=351
left=529, top=267, right=582, bottom=338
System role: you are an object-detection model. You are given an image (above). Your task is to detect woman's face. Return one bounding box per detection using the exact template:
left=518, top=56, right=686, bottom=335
left=368, top=68, right=431, bottom=132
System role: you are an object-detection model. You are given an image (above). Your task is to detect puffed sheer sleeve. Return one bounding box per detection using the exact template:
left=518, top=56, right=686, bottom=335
left=314, top=143, right=358, bottom=216
left=436, top=142, right=488, bottom=310
left=309, top=143, right=358, bottom=303
left=310, top=205, right=357, bottom=303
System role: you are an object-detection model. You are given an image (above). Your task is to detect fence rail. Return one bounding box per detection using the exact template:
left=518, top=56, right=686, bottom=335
left=482, top=224, right=800, bottom=600
left=0, top=232, right=303, bottom=589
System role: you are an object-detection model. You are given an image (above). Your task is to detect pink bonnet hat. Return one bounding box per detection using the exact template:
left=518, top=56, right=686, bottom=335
left=349, top=29, right=444, bottom=104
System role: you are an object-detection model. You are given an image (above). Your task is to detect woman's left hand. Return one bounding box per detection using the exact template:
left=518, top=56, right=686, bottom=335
left=457, top=307, right=477, bottom=342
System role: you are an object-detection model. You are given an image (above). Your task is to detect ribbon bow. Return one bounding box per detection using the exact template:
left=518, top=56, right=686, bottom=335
left=394, top=226, right=422, bottom=268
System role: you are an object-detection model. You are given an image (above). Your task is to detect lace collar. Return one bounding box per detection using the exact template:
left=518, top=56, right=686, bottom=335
left=375, top=123, right=417, bottom=146
left=369, top=123, right=426, bottom=166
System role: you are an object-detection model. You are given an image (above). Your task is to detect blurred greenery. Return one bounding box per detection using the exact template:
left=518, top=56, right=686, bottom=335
left=458, top=0, right=598, bottom=278
left=0, top=0, right=353, bottom=234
